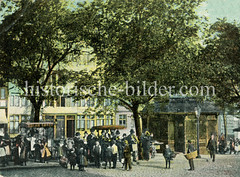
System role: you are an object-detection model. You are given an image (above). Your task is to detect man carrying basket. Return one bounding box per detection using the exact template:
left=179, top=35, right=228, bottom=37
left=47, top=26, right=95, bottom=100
left=186, top=140, right=196, bottom=171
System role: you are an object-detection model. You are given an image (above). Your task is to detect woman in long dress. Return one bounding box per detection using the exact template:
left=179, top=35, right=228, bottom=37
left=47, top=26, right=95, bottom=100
left=42, top=140, right=51, bottom=163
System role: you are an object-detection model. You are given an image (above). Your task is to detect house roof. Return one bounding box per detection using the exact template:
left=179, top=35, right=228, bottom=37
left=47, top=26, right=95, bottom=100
left=153, top=97, right=221, bottom=114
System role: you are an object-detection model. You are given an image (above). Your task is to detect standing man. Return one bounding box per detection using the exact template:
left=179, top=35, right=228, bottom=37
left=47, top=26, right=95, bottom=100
left=87, top=128, right=96, bottom=163
left=219, top=133, right=225, bottom=154
left=112, top=140, right=118, bottom=169
left=127, top=129, right=139, bottom=162
left=207, top=133, right=217, bottom=162
left=93, top=140, right=101, bottom=168
left=187, top=140, right=195, bottom=171
left=142, top=131, right=151, bottom=161
left=116, top=130, right=123, bottom=162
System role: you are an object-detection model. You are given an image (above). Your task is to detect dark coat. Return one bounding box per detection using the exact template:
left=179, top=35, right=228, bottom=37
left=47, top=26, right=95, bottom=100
left=105, top=146, right=112, bottom=158
left=207, top=138, right=217, bottom=151
left=68, top=152, right=77, bottom=166
left=124, top=145, right=131, bottom=159
left=163, top=148, right=172, bottom=161
left=187, top=144, right=195, bottom=153
left=76, top=147, right=86, bottom=166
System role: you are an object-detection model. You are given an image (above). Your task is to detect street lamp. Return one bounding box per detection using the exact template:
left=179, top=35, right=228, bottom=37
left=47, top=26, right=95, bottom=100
left=195, top=106, right=201, bottom=158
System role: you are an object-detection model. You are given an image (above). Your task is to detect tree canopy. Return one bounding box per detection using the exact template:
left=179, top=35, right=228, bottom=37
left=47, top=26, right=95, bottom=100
left=0, top=0, right=83, bottom=122
left=74, top=0, right=207, bottom=157
left=203, top=19, right=240, bottom=109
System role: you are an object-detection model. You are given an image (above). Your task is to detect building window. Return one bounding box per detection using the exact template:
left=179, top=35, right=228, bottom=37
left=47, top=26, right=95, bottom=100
left=14, top=96, right=19, bottom=107
left=76, top=100, right=81, bottom=107
left=10, top=95, right=20, bottom=107
left=56, top=116, right=65, bottom=138
left=21, top=115, right=31, bottom=122
left=10, top=115, right=19, bottom=134
left=61, top=97, right=65, bottom=107
left=0, top=88, right=6, bottom=99
left=45, top=115, right=54, bottom=122
left=96, top=115, right=104, bottom=126
left=45, top=99, right=54, bottom=107
left=21, top=97, right=30, bottom=107
left=77, top=115, right=85, bottom=130
left=21, top=97, right=26, bottom=107
left=10, top=96, right=14, bottom=106
left=71, top=97, right=75, bottom=107
left=104, top=99, right=111, bottom=106
left=87, top=99, right=90, bottom=107
left=106, top=115, right=113, bottom=125
left=65, top=97, right=71, bottom=107
left=119, top=114, right=127, bottom=126
left=86, top=98, right=95, bottom=107
left=81, top=99, right=86, bottom=107
left=87, top=115, right=95, bottom=129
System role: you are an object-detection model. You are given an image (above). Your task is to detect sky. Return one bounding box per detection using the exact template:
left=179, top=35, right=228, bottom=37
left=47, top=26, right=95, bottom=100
left=201, top=0, right=240, bottom=23
left=1, top=0, right=240, bottom=24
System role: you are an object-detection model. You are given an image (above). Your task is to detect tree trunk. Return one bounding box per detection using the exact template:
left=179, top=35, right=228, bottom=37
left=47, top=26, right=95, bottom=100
left=132, top=104, right=143, bottom=160
left=33, top=103, right=41, bottom=122
left=223, top=110, right=227, bottom=142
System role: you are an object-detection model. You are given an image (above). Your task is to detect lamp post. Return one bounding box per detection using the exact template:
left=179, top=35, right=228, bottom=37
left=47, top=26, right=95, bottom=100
left=195, top=106, right=201, bottom=158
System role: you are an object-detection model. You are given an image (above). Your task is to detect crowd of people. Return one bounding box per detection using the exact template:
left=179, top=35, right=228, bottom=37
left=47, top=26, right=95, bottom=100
left=0, top=128, right=155, bottom=170
left=0, top=132, right=52, bottom=167
left=1, top=128, right=239, bottom=171
left=218, top=133, right=239, bottom=155
left=58, top=128, right=154, bottom=171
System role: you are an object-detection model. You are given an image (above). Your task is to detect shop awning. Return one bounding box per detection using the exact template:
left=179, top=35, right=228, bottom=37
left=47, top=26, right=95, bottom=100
left=93, top=125, right=126, bottom=130
left=0, top=109, right=7, bottom=124
left=20, top=122, right=55, bottom=128
left=233, top=127, right=240, bottom=132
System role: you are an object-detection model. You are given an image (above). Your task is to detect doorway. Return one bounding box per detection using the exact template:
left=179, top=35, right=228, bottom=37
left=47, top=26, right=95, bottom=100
left=174, top=115, right=185, bottom=153
left=67, top=120, right=75, bottom=138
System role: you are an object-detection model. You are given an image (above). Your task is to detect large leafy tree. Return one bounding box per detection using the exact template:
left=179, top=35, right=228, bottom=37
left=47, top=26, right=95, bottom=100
left=0, top=0, right=36, bottom=35
left=75, top=0, right=206, bottom=158
left=0, top=0, right=83, bottom=122
left=202, top=20, right=240, bottom=137
left=204, top=20, right=240, bottom=106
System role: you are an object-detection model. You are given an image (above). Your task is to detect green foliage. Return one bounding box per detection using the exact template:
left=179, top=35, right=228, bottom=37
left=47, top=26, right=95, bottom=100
left=74, top=0, right=207, bottom=141
left=203, top=19, right=240, bottom=110
left=0, top=0, right=84, bottom=121
left=76, top=0, right=206, bottom=107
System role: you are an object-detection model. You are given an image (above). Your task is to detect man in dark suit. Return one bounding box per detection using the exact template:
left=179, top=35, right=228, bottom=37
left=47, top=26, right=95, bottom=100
left=207, top=133, right=217, bottom=162
left=187, top=140, right=195, bottom=171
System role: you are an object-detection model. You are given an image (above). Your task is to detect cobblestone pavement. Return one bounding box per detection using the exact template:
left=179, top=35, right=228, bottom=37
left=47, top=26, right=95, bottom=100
left=0, top=153, right=239, bottom=177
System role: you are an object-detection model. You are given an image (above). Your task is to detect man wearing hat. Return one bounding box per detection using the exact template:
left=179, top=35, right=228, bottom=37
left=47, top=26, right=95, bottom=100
left=74, top=132, right=82, bottom=150
left=187, top=140, right=195, bottom=171
left=127, top=129, right=139, bottom=162
left=93, top=140, right=101, bottom=168
left=142, top=131, right=151, bottom=160
left=98, top=130, right=106, bottom=162
left=87, top=128, right=96, bottom=162
left=207, top=133, right=217, bottom=162
left=116, top=130, right=123, bottom=162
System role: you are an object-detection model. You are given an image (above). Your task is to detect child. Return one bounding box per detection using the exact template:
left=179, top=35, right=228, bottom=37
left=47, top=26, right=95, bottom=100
left=68, top=149, right=77, bottom=170
left=104, top=142, right=112, bottom=169
left=34, top=140, right=41, bottom=162
left=123, top=140, right=132, bottom=171
left=163, top=144, right=173, bottom=169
